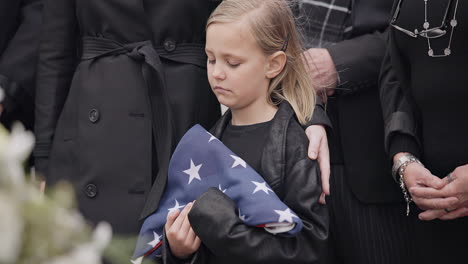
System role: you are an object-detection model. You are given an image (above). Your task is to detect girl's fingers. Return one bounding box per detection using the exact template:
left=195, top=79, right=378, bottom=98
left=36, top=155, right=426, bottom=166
left=179, top=203, right=194, bottom=236
left=185, top=227, right=197, bottom=245
left=165, top=209, right=181, bottom=230
left=169, top=202, right=192, bottom=232
left=193, top=236, right=202, bottom=250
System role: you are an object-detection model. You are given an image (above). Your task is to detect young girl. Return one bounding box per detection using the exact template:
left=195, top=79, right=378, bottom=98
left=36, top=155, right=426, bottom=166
left=163, top=0, right=328, bottom=263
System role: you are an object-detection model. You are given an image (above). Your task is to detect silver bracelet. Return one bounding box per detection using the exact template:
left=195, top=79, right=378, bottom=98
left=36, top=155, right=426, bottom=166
left=394, top=155, right=423, bottom=216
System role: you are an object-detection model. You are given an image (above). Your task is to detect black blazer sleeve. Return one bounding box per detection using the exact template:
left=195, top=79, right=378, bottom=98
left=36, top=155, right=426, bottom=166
left=308, top=96, right=332, bottom=129
left=184, top=157, right=328, bottom=263
left=327, top=30, right=387, bottom=96
left=0, top=0, right=43, bottom=128
left=34, top=0, right=78, bottom=177
left=378, top=29, right=421, bottom=160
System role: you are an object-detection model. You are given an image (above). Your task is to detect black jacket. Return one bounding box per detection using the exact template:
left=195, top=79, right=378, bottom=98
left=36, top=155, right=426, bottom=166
left=34, top=0, right=222, bottom=235
left=324, top=0, right=402, bottom=204
left=0, top=0, right=42, bottom=130
left=162, top=102, right=329, bottom=264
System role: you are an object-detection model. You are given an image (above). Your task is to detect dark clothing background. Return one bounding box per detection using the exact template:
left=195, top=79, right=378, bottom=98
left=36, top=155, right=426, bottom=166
left=386, top=0, right=468, bottom=177
left=298, top=0, right=414, bottom=263
left=221, top=121, right=272, bottom=173
left=0, top=0, right=42, bottom=131
left=298, top=0, right=402, bottom=204
left=35, top=0, right=221, bottom=235
left=327, top=165, right=414, bottom=264
left=380, top=1, right=468, bottom=263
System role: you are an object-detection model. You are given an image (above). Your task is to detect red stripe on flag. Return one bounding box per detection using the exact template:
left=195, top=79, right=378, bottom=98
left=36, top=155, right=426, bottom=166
left=144, top=241, right=163, bottom=257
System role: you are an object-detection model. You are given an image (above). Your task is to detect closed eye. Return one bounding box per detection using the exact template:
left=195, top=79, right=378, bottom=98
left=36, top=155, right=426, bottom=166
left=228, top=61, right=240, bottom=68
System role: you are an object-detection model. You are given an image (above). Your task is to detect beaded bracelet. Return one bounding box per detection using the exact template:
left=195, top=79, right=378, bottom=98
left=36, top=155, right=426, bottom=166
left=397, top=157, right=423, bottom=216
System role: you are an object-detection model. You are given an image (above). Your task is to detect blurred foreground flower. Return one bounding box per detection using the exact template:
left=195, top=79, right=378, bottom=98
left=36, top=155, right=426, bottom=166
left=0, top=123, right=112, bottom=264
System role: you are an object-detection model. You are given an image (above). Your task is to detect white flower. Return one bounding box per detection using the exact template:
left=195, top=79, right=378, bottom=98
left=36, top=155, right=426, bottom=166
left=0, top=193, right=24, bottom=264
left=46, top=222, right=112, bottom=264
left=91, top=222, right=112, bottom=251
left=0, top=123, right=34, bottom=187
left=47, top=244, right=103, bottom=264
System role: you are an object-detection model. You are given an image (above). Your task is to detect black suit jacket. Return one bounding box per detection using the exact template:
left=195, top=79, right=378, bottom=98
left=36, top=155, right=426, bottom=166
left=0, top=0, right=42, bottom=131
left=325, top=0, right=403, bottom=204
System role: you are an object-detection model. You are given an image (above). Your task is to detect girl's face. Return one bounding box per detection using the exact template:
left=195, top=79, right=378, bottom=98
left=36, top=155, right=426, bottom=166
left=205, top=19, right=271, bottom=110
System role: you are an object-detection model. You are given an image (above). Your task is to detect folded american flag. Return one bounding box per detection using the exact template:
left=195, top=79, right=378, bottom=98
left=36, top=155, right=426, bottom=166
left=132, top=124, right=303, bottom=262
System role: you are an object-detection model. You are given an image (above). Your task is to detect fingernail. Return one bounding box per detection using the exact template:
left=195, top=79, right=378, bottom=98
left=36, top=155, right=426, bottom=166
left=310, top=151, right=317, bottom=158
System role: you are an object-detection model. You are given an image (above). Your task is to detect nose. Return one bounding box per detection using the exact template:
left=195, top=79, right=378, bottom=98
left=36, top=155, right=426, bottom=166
left=211, top=63, right=226, bottom=80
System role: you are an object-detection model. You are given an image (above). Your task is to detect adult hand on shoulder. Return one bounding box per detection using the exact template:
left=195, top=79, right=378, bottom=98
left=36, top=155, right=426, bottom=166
left=412, top=164, right=468, bottom=221
left=306, top=125, right=330, bottom=204
left=304, top=48, right=337, bottom=102
left=165, top=202, right=201, bottom=259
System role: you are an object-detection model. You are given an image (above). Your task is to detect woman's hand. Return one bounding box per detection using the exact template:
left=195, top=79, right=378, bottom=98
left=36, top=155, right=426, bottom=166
left=165, top=202, right=201, bottom=259
left=394, top=153, right=455, bottom=210
left=306, top=125, right=330, bottom=204
left=411, top=164, right=468, bottom=220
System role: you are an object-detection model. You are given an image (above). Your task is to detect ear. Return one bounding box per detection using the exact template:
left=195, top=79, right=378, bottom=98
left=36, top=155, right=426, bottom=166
left=265, top=51, right=287, bottom=79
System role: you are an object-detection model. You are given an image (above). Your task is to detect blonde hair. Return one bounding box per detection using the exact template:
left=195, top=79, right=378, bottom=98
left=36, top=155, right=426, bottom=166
left=207, top=0, right=315, bottom=125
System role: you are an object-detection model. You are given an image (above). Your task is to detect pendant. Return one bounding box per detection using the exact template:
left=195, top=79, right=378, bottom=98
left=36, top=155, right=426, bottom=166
left=444, top=48, right=451, bottom=56
left=451, top=19, right=458, bottom=27
left=428, top=49, right=434, bottom=56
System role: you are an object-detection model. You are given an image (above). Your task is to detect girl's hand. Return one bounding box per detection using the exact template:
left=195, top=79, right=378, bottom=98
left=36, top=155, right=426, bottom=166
left=165, top=202, right=201, bottom=259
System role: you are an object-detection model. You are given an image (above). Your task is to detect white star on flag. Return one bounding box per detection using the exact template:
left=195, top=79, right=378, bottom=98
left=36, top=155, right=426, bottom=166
left=168, top=199, right=185, bottom=214
left=147, top=231, right=162, bottom=248
left=218, top=184, right=227, bottom=193
left=274, top=208, right=298, bottom=223
left=131, top=257, right=143, bottom=264
left=252, top=181, right=273, bottom=195
left=206, top=131, right=218, bottom=142
left=183, top=159, right=202, bottom=184
left=239, top=208, right=246, bottom=221
left=230, top=155, right=246, bottom=168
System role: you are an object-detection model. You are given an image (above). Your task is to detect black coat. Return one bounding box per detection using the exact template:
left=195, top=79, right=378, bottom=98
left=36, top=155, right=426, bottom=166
left=0, top=0, right=42, bottom=131
left=162, top=102, right=329, bottom=264
left=34, top=0, right=221, bottom=235
left=325, top=0, right=401, bottom=204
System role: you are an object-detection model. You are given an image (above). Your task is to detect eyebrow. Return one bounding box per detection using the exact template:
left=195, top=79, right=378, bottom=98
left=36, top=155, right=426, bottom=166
left=205, top=49, right=243, bottom=59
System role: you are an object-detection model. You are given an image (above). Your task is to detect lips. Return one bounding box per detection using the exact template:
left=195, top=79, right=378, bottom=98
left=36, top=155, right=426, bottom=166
left=214, top=86, right=231, bottom=93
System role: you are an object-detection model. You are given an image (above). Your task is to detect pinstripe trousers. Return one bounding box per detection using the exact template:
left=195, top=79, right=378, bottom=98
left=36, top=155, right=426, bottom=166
left=326, top=165, right=415, bottom=264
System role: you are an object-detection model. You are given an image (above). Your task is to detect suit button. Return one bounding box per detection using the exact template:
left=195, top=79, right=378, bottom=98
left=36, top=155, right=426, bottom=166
left=85, top=184, right=98, bottom=198
left=163, top=39, right=176, bottom=52
left=89, top=109, right=100, bottom=123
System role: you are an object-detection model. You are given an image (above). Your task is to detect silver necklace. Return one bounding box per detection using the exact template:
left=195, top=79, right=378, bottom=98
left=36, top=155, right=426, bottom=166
left=423, top=0, right=459, bottom=57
